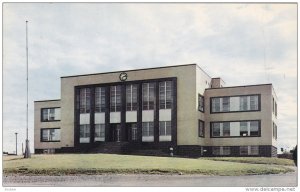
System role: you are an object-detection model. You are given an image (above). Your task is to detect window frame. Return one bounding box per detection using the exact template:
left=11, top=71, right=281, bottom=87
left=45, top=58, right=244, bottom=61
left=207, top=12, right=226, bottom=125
left=198, top=94, right=204, bottom=112
left=198, top=120, right=205, bottom=137
left=41, top=107, right=61, bottom=122
left=210, top=120, right=261, bottom=138
left=40, top=128, right=61, bottom=142
left=210, top=94, right=261, bottom=114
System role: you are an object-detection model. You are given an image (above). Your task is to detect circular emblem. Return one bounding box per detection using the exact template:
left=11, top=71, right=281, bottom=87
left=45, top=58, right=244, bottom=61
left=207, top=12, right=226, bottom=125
left=119, top=72, right=128, bottom=81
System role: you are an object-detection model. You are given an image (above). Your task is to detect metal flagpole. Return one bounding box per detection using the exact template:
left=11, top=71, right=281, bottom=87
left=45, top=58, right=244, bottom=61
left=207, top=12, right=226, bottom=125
left=24, top=20, right=31, bottom=158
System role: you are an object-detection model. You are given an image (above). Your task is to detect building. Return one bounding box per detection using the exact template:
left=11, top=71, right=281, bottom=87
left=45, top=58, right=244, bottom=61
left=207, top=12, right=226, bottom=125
left=34, top=64, right=278, bottom=157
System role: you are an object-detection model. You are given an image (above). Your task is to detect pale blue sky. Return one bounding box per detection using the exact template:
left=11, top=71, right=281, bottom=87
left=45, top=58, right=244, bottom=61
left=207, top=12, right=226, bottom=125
left=3, top=3, right=297, bottom=154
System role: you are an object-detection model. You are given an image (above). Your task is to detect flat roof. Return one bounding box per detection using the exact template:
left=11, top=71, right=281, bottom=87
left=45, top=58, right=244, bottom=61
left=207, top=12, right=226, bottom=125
left=206, top=83, right=272, bottom=90
left=34, top=99, right=61, bottom=103
left=61, top=63, right=210, bottom=78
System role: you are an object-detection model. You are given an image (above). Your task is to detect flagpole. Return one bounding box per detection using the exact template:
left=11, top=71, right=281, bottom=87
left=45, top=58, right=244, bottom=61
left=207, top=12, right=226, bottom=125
left=24, top=20, right=31, bottom=158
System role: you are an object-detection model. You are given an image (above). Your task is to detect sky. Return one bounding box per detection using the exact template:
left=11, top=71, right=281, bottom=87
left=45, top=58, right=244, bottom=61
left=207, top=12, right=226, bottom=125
left=2, top=3, right=297, bottom=154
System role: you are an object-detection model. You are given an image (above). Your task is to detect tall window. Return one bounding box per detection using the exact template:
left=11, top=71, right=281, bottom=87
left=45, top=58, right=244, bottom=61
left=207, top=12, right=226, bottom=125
left=41, top=108, right=60, bottom=121
left=198, top=94, right=204, bottom=112
left=142, top=83, right=155, bottom=110
left=95, top=87, right=105, bottom=113
left=273, top=122, right=277, bottom=140
left=211, top=98, right=220, bottom=112
left=198, top=120, right=204, bottom=137
left=142, top=122, right=154, bottom=137
left=211, top=120, right=260, bottom=138
left=110, top=85, right=121, bottom=112
left=41, top=128, right=60, bottom=142
left=80, top=88, right=91, bottom=113
left=222, top=97, right=230, bottom=112
left=275, top=102, right=277, bottom=117
left=159, top=121, right=171, bottom=136
left=159, top=81, right=172, bottom=109
left=211, top=95, right=259, bottom=113
left=126, top=84, right=138, bottom=111
left=95, top=124, right=105, bottom=141
left=80, top=124, right=90, bottom=143
left=131, top=123, right=138, bottom=141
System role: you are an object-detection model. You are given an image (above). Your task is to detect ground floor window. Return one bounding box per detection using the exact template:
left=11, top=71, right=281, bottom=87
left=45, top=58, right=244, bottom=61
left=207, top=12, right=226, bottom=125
left=95, top=124, right=105, bottom=141
left=198, top=120, right=204, bottom=137
left=41, top=128, right=60, bottom=142
left=240, top=146, right=259, bottom=155
left=212, top=146, right=231, bottom=156
left=131, top=123, right=138, bottom=141
left=80, top=124, right=90, bottom=143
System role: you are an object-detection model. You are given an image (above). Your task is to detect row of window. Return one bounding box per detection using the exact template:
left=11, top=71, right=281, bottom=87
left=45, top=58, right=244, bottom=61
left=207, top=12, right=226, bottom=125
left=198, top=120, right=260, bottom=138
left=212, top=146, right=259, bottom=156
left=79, top=81, right=173, bottom=114
left=79, top=121, right=172, bottom=143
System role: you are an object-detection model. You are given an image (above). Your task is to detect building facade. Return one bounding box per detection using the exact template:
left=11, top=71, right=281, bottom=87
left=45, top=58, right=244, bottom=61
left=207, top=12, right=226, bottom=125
left=34, top=64, right=278, bottom=157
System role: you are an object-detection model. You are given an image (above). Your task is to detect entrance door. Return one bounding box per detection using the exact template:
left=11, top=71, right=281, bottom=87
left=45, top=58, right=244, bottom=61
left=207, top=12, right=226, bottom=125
left=111, top=124, right=121, bottom=142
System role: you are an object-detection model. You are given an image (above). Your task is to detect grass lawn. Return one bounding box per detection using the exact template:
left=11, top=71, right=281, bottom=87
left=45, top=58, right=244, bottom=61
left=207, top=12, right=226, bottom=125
left=3, top=154, right=294, bottom=176
left=204, top=157, right=295, bottom=166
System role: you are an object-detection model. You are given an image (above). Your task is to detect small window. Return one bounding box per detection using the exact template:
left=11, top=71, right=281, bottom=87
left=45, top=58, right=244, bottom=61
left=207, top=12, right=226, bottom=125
left=198, top=120, right=204, bottom=137
left=80, top=124, right=90, bottom=143
left=198, top=94, right=204, bottom=112
left=41, top=108, right=60, bottom=121
left=223, top=122, right=230, bottom=136
left=240, top=122, right=248, bottom=136
left=240, top=146, right=248, bottom=155
left=95, top=124, right=105, bottom=141
left=250, top=146, right=259, bottom=155
left=41, top=128, right=60, bottom=142
left=212, top=123, right=221, bottom=137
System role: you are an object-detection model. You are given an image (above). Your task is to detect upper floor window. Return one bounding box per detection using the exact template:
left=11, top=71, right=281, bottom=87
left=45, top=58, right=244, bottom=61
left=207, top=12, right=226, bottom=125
left=211, top=95, right=260, bottom=113
left=41, top=128, right=60, bottom=142
left=198, top=120, right=204, bottom=137
left=126, top=84, right=138, bottom=111
left=142, top=83, right=155, bottom=110
left=110, top=85, right=121, bottom=112
left=211, top=120, right=260, bottom=138
left=159, top=81, right=172, bottom=109
left=198, top=94, right=204, bottom=112
left=80, top=88, right=91, bottom=113
left=41, top=108, right=60, bottom=121
left=95, top=87, right=106, bottom=113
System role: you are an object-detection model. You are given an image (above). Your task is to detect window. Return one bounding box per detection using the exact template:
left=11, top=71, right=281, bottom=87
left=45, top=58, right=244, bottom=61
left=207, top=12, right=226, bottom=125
left=198, top=94, right=204, bottom=112
left=223, top=122, right=230, bottom=136
left=41, top=128, right=60, bottom=142
left=95, top=124, right=105, bottom=141
left=159, top=121, right=171, bottom=136
left=80, top=124, right=90, bottom=143
left=142, top=122, right=154, bottom=137
left=240, top=96, right=248, bottom=111
left=240, top=146, right=248, bottom=155
left=80, top=88, right=91, bottom=113
left=126, top=84, right=138, bottom=111
left=131, top=123, right=138, bottom=141
left=142, top=83, right=155, bottom=110
left=159, top=81, right=172, bottom=109
left=250, top=146, right=259, bottom=155
left=275, top=102, right=277, bottom=117
left=222, top=97, right=230, bottom=112
left=273, top=122, right=277, bottom=140
left=273, top=98, right=275, bottom=113
left=211, top=95, right=260, bottom=113
left=211, top=121, right=260, bottom=138
left=211, top=98, right=220, bottom=112
left=110, top=85, right=121, bottom=112
left=250, top=121, right=259, bottom=136
left=212, top=123, right=220, bottom=137
left=198, top=120, right=204, bottom=137
left=240, top=122, right=248, bottom=136
left=95, top=87, right=105, bottom=113
left=213, top=146, right=231, bottom=156
left=41, top=108, right=60, bottom=121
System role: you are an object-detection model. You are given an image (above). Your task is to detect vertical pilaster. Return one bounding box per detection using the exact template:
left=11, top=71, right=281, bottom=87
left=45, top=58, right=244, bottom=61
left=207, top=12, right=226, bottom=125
left=137, top=83, right=143, bottom=143
left=90, top=87, right=95, bottom=143
left=105, top=86, right=110, bottom=142
left=171, top=78, right=177, bottom=145
left=121, top=84, right=126, bottom=141
left=154, top=81, right=159, bottom=144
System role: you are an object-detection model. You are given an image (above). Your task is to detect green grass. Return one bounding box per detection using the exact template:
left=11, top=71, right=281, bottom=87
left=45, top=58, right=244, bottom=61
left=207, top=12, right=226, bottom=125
left=3, top=154, right=294, bottom=176
left=204, top=157, right=295, bottom=166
